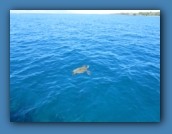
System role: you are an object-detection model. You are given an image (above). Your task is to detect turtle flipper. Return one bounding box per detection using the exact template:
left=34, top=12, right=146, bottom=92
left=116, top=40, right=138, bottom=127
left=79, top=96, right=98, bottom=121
left=86, top=70, right=91, bottom=75
left=72, top=72, right=75, bottom=76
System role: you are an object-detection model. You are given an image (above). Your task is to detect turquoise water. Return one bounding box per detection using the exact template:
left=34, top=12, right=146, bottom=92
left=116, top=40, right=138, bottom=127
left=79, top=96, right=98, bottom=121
left=10, top=14, right=160, bottom=122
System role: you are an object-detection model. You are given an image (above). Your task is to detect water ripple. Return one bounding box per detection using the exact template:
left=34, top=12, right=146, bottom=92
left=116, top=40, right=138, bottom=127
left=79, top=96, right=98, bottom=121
left=10, top=14, right=160, bottom=122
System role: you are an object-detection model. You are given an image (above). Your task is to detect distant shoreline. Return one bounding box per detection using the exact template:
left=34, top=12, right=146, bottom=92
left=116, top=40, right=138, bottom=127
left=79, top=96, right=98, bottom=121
left=111, top=12, right=160, bottom=16
left=10, top=12, right=160, bottom=16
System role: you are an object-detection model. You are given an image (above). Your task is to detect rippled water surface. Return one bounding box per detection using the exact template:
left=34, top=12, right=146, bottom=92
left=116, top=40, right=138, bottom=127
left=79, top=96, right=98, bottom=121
left=10, top=14, right=160, bottom=122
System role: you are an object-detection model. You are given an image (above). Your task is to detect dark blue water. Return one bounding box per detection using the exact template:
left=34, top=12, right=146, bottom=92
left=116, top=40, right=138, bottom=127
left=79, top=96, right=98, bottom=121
left=10, top=14, right=160, bottom=122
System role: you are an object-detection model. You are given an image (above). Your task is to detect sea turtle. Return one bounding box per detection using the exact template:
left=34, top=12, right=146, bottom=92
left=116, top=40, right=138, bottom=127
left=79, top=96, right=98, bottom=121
left=72, top=65, right=91, bottom=76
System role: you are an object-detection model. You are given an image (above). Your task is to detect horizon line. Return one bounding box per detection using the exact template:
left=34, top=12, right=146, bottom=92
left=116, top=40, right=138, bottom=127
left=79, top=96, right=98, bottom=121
left=10, top=10, right=160, bottom=14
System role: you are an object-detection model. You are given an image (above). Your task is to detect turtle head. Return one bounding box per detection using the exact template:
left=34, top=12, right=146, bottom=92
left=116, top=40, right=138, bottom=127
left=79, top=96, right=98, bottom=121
left=82, top=65, right=89, bottom=69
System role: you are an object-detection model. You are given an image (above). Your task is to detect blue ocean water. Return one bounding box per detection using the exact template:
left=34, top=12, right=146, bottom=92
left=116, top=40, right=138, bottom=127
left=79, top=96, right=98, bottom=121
left=10, top=14, right=160, bottom=122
